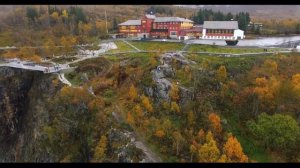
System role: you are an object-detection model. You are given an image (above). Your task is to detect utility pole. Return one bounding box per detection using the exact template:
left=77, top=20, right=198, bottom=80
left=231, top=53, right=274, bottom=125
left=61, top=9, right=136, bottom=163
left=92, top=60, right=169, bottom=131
left=105, top=10, right=108, bottom=34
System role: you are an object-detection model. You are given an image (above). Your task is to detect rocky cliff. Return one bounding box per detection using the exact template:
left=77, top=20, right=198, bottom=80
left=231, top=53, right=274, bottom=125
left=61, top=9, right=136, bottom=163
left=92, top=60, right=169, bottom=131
left=0, top=67, right=58, bottom=162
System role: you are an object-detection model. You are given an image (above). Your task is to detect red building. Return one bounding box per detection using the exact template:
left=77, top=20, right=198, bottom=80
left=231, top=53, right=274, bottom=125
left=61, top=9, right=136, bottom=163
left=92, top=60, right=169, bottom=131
left=118, top=14, right=195, bottom=39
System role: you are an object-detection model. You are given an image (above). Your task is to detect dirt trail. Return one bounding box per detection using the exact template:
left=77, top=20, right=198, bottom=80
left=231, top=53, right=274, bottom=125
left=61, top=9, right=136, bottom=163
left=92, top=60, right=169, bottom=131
left=113, top=105, right=161, bottom=162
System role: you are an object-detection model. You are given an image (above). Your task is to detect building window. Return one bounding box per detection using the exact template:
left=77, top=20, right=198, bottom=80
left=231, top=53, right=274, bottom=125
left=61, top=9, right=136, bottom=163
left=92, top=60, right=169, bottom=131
left=170, top=31, right=177, bottom=35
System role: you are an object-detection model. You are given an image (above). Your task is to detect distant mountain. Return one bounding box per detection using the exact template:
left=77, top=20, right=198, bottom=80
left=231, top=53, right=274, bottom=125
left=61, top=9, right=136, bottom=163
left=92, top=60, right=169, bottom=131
left=175, top=5, right=300, bottom=20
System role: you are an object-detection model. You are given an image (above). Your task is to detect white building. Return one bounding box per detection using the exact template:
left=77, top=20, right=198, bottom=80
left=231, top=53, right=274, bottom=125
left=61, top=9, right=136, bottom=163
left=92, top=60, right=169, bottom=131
left=202, top=21, right=245, bottom=40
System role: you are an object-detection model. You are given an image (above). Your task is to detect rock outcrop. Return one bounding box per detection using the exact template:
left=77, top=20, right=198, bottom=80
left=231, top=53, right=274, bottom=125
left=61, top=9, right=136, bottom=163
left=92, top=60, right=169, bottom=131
left=0, top=67, right=58, bottom=162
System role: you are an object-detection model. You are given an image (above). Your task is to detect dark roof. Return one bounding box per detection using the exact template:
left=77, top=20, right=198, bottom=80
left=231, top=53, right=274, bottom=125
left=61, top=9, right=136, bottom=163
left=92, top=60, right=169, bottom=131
left=203, top=21, right=238, bottom=29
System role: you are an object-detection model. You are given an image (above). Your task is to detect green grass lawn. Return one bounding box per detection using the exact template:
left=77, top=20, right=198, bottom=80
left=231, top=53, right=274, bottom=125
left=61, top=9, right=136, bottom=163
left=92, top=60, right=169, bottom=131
left=105, top=52, right=157, bottom=68
left=107, top=40, right=135, bottom=53
left=129, top=41, right=185, bottom=52
left=186, top=53, right=276, bottom=72
left=186, top=44, right=287, bottom=54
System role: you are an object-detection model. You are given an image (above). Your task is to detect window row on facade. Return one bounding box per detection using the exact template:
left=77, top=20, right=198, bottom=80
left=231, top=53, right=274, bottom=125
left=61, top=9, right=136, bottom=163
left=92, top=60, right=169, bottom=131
left=206, top=29, right=234, bottom=34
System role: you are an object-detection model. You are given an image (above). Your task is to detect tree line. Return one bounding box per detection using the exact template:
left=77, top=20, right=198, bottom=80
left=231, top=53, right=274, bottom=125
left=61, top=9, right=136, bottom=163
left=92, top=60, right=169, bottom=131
left=191, top=9, right=251, bottom=32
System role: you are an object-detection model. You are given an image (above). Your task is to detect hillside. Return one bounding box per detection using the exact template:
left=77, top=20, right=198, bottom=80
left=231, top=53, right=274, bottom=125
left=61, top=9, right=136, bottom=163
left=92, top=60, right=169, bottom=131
left=1, top=40, right=300, bottom=162
left=176, top=5, right=300, bottom=20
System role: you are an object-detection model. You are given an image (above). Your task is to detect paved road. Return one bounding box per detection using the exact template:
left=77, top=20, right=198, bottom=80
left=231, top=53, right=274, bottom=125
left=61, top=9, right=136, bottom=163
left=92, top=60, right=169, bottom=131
left=58, top=73, right=72, bottom=86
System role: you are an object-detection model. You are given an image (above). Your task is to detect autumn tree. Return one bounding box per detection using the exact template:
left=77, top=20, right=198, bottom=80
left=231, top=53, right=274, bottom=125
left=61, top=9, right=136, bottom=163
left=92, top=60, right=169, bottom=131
left=128, top=84, right=138, bottom=101
left=19, top=47, right=35, bottom=60
left=223, top=135, right=248, bottom=162
left=197, top=129, right=206, bottom=144
left=187, top=110, right=196, bottom=127
left=134, top=104, right=144, bottom=126
left=141, top=94, right=153, bottom=113
left=126, top=112, right=134, bottom=126
left=44, top=38, right=57, bottom=57
left=208, top=113, right=222, bottom=134
left=93, top=135, right=107, bottom=162
left=216, top=65, right=227, bottom=82
left=161, top=118, right=172, bottom=136
left=198, top=131, right=220, bottom=162
left=88, top=97, right=105, bottom=112
left=62, top=9, right=68, bottom=18
left=217, top=154, right=228, bottom=163
left=171, top=101, right=180, bottom=113
left=169, top=82, right=180, bottom=102
left=254, top=76, right=280, bottom=109
left=60, top=36, right=77, bottom=55
left=190, top=143, right=197, bottom=162
left=155, top=130, right=165, bottom=139
left=262, top=59, right=278, bottom=75
left=292, top=73, right=300, bottom=92
left=172, top=131, right=185, bottom=156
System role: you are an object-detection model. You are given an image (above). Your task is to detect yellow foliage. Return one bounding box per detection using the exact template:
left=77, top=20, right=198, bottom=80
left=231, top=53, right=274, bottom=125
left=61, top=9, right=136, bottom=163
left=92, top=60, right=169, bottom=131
left=88, top=97, right=105, bottom=112
left=52, top=78, right=59, bottom=87
left=3, top=50, right=18, bottom=59
left=162, top=101, right=170, bottom=110
left=169, top=82, right=180, bottom=102
left=263, top=59, right=278, bottom=74
left=190, top=144, right=197, bottom=154
left=44, top=38, right=56, bottom=57
left=208, top=113, right=222, bottom=134
left=216, top=65, right=227, bottom=82
left=94, top=135, right=107, bottom=161
left=60, top=36, right=77, bottom=54
left=187, top=110, right=196, bottom=127
left=223, top=135, right=249, bottom=162
left=134, top=104, right=143, bottom=119
left=171, top=101, right=180, bottom=113
left=141, top=95, right=153, bottom=113
left=62, top=9, right=68, bottom=18
left=126, top=112, right=134, bottom=125
left=198, top=131, right=220, bottom=162
left=83, top=23, right=93, bottom=36
left=28, top=54, right=41, bottom=63
left=60, top=86, right=90, bottom=105
left=162, top=119, right=172, bottom=134
left=254, top=76, right=280, bottom=101
left=292, top=74, right=300, bottom=91
left=19, top=47, right=35, bottom=59
left=155, top=130, right=165, bottom=138
left=217, top=154, right=228, bottom=163
left=128, top=84, right=138, bottom=101
left=51, top=11, right=59, bottom=20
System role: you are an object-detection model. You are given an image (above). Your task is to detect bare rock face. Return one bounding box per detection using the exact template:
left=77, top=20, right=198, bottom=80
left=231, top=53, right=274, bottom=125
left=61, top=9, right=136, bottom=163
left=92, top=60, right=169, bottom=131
left=0, top=67, right=57, bottom=162
left=151, top=53, right=193, bottom=104
left=107, top=129, right=145, bottom=163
